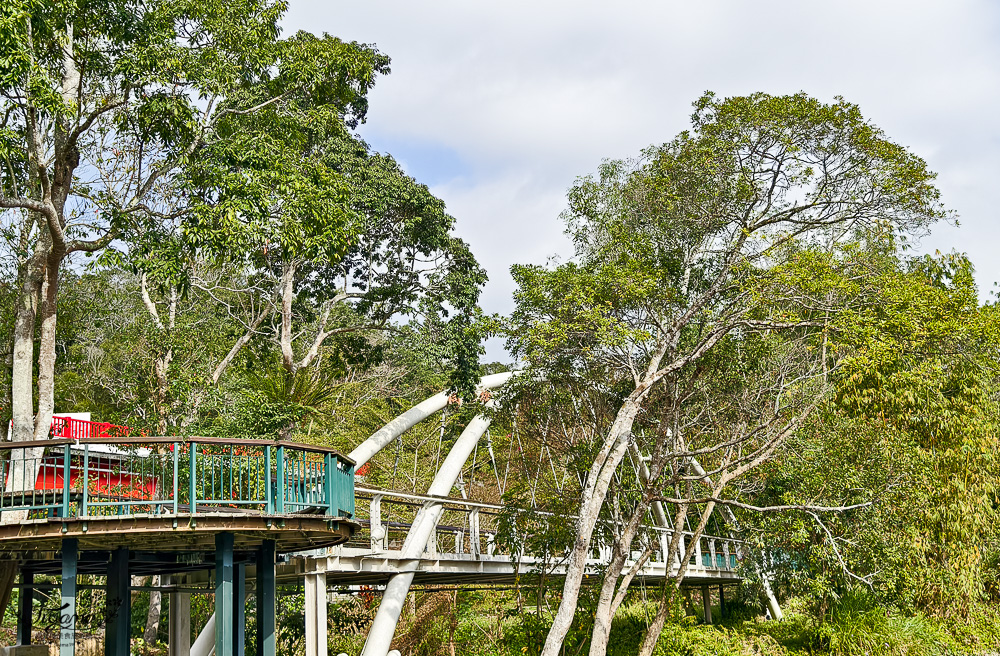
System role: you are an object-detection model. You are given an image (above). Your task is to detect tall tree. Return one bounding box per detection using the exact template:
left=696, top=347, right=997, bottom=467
left=184, top=54, right=486, bottom=395
left=506, top=92, right=948, bottom=656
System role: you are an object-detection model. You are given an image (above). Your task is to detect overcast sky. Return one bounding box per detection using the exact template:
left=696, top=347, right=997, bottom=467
left=283, top=1, right=1000, bottom=359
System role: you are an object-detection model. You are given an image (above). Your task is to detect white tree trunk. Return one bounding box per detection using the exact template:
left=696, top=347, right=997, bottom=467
left=540, top=397, right=645, bottom=656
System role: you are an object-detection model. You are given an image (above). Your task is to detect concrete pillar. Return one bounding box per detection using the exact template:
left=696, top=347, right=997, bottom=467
left=304, top=568, right=327, bottom=656
left=16, top=570, right=32, bottom=646
left=701, top=585, right=712, bottom=625
left=719, top=585, right=725, bottom=621
left=256, top=541, right=276, bottom=656
left=215, top=533, right=235, bottom=656
left=106, top=548, right=130, bottom=656
left=168, top=581, right=191, bottom=656
left=60, top=539, right=78, bottom=656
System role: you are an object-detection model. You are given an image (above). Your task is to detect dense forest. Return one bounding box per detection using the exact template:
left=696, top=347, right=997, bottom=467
left=1, top=1, right=999, bottom=655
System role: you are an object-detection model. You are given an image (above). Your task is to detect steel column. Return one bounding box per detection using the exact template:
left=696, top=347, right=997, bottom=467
left=215, top=532, right=235, bottom=656
left=256, top=540, right=276, bottom=656
left=106, top=547, right=130, bottom=656
left=60, top=539, right=78, bottom=656
left=234, top=563, right=246, bottom=656
left=16, top=570, right=32, bottom=645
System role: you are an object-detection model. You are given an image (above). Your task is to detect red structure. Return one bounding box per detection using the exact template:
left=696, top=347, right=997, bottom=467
left=50, top=415, right=131, bottom=439
left=27, top=416, right=155, bottom=498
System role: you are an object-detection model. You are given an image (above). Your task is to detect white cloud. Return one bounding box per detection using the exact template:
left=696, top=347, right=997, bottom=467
left=284, top=0, right=1000, bottom=357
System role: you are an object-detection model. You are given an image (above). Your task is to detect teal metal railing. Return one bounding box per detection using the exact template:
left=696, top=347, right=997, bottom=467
left=0, top=437, right=354, bottom=521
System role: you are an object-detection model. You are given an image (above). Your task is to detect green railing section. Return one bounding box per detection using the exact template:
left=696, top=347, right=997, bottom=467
left=0, top=437, right=354, bottom=521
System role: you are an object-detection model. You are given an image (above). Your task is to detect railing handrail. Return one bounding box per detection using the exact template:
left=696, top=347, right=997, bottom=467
left=0, top=436, right=354, bottom=463
left=355, top=485, right=743, bottom=545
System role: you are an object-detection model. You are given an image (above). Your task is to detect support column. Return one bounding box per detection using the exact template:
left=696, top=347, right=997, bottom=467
left=701, top=585, right=712, bottom=625
left=16, top=570, right=32, bottom=646
left=304, top=568, right=327, bottom=656
left=256, top=541, right=276, bottom=656
left=233, top=563, right=246, bottom=656
left=60, top=539, right=78, bottom=656
left=106, top=547, right=131, bottom=656
left=215, top=532, right=235, bottom=656
left=168, top=578, right=191, bottom=656
left=719, top=585, right=725, bottom=621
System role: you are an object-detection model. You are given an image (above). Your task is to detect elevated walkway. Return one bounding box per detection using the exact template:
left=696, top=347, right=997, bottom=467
left=0, top=436, right=356, bottom=656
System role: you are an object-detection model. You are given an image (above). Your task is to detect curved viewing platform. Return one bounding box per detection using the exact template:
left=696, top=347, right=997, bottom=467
left=0, top=434, right=357, bottom=554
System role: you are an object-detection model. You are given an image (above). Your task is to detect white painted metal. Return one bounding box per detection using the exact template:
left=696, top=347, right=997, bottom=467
left=360, top=411, right=494, bottom=656
left=190, top=613, right=214, bottom=656
left=348, top=372, right=516, bottom=468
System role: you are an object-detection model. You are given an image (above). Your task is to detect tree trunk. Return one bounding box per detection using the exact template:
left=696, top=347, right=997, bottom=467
left=144, top=575, right=162, bottom=645
left=638, top=489, right=722, bottom=656
left=588, top=497, right=650, bottom=656
left=279, top=260, right=297, bottom=375
left=32, top=251, right=62, bottom=441
left=9, top=239, right=46, bottom=447
left=540, top=396, right=646, bottom=656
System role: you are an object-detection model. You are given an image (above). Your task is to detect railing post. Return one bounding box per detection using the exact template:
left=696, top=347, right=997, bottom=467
left=173, top=442, right=179, bottom=517
left=370, top=495, right=384, bottom=551
left=189, top=441, right=197, bottom=516
left=709, top=539, right=717, bottom=569
left=265, top=446, right=273, bottom=515
left=80, top=445, right=89, bottom=518
left=62, top=444, right=71, bottom=519
left=324, top=453, right=334, bottom=516
left=275, top=446, right=285, bottom=514
left=469, top=509, right=481, bottom=558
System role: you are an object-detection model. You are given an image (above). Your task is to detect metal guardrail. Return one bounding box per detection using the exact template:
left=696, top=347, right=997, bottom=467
left=342, top=487, right=743, bottom=573
left=0, top=437, right=355, bottom=521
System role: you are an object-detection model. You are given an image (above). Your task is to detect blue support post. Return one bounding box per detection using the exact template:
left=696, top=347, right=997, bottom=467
left=16, top=570, right=32, bottom=646
left=265, top=447, right=273, bottom=515
left=189, top=442, right=198, bottom=516
left=80, top=446, right=89, bottom=517
left=61, top=444, right=71, bottom=518
left=60, top=539, right=78, bottom=656
left=275, top=446, right=285, bottom=514
left=215, top=532, right=234, bottom=656
left=234, top=562, right=246, bottom=656
left=324, top=453, right=334, bottom=516
left=256, top=540, right=276, bottom=656
left=105, top=547, right=130, bottom=656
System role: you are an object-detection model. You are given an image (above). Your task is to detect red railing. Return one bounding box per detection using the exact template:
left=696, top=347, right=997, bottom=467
left=50, top=416, right=131, bottom=439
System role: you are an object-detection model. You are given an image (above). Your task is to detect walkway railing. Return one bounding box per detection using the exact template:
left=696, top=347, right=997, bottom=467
left=0, top=437, right=355, bottom=521
left=339, top=487, right=743, bottom=575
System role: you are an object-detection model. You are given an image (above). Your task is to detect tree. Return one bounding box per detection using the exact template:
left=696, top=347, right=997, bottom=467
left=183, top=56, right=486, bottom=395
left=505, top=92, right=948, bottom=656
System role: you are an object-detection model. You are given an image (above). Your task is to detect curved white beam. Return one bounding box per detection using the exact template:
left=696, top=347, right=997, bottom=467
left=360, top=410, right=495, bottom=656
left=348, top=371, right=517, bottom=468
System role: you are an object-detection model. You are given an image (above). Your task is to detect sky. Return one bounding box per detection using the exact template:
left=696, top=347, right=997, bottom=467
left=283, top=1, right=1000, bottom=359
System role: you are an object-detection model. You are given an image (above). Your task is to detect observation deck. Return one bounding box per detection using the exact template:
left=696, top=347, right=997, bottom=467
left=0, top=425, right=356, bottom=656
left=0, top=434, right=356, bottom=553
